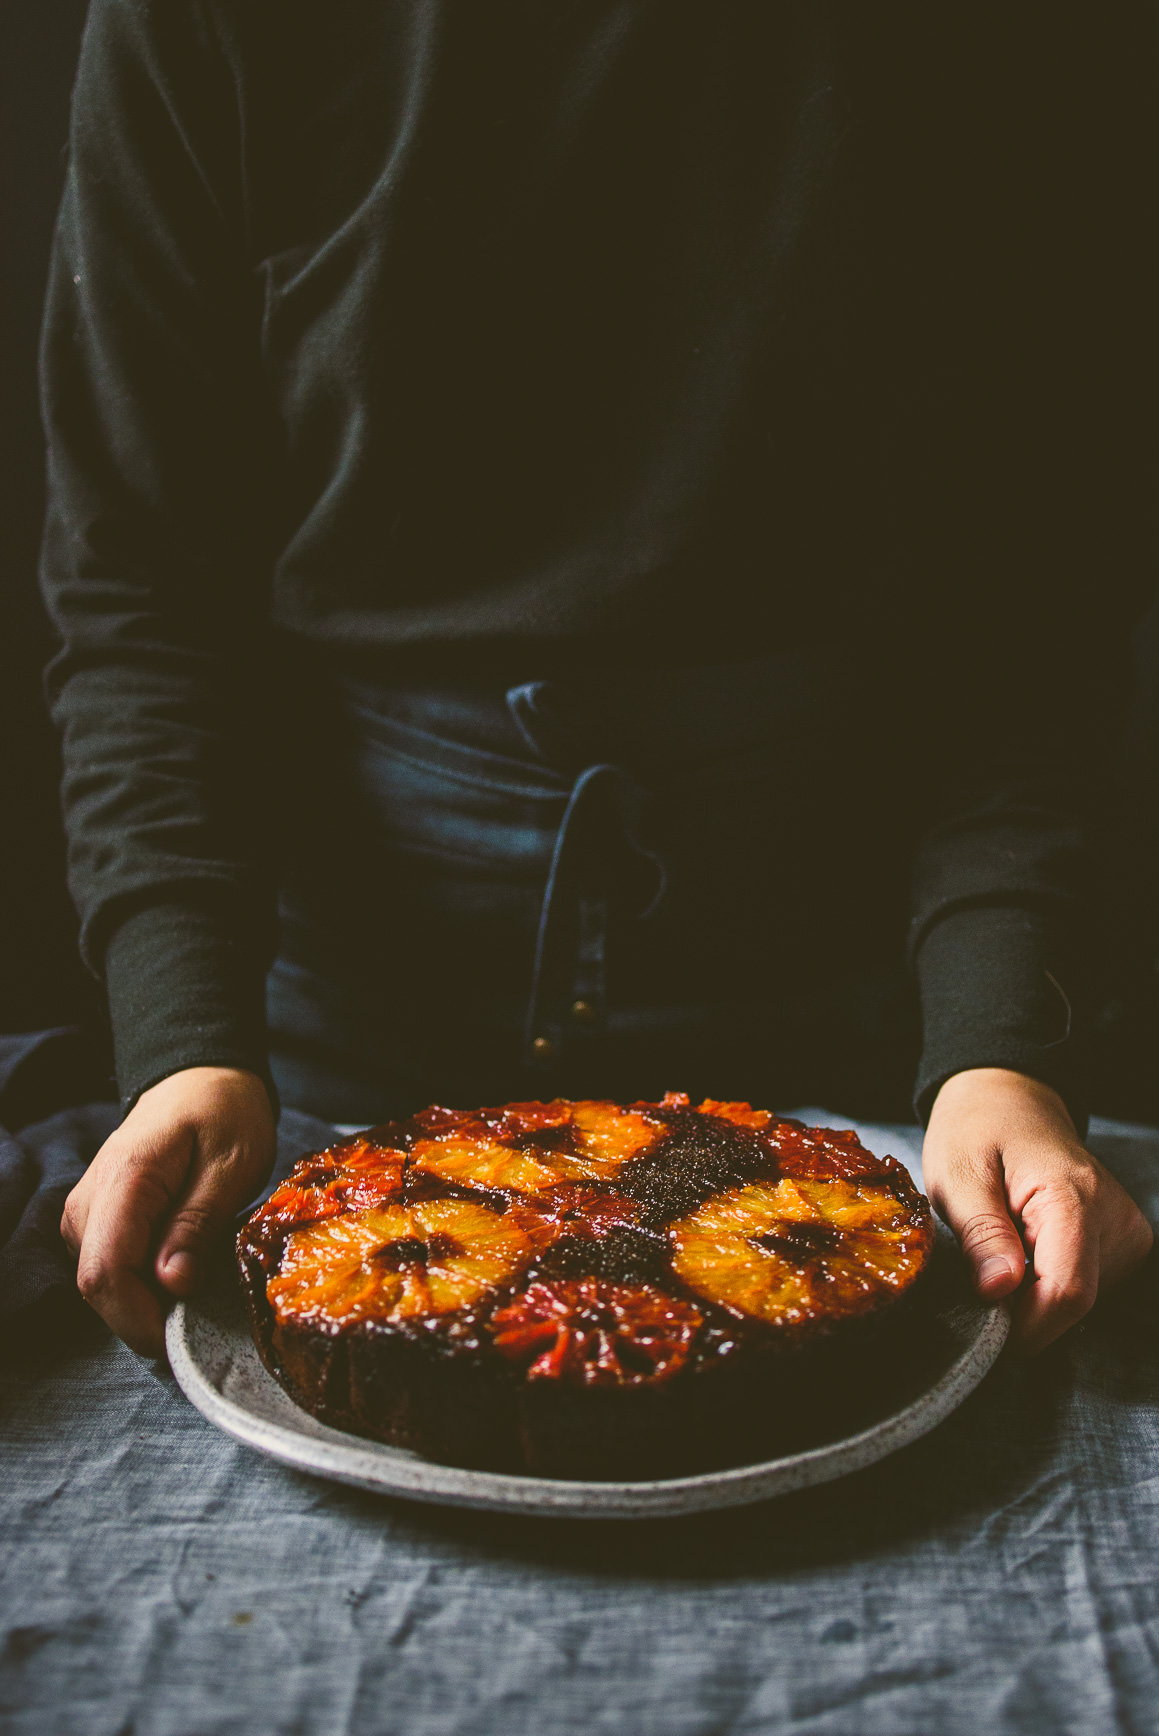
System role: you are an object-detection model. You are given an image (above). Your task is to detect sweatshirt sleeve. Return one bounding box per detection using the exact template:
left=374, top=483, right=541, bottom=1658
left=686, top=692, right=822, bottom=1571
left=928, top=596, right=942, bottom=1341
left=887, top=17, right=1157, bottom=1133
left=907, top=593, right=1147, bottom=1135
left=39, top=0, right=279, bottom=1109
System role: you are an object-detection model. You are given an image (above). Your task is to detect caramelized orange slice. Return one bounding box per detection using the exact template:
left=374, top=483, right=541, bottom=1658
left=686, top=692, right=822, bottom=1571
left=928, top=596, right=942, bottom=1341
left=267, top=1197, right=532, bottom=1328
left=669, top=1177, right=931, bottom=1329
left=410, top=1100, right=663, bottom=1195
left=695, top=1099, right=774, bottom=1131
left=568, top=1102, right=662, bottom=1175
left=410, top=1137, right=561, bottom=1194
left=256, top=1138, right=405, bottom=1230
left=492, top=1277, right=703, bottom=1386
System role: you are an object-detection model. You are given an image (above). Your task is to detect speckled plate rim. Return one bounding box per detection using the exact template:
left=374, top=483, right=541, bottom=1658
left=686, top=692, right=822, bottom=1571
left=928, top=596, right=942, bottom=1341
left=166, top=1274, right=1009, bottom=1521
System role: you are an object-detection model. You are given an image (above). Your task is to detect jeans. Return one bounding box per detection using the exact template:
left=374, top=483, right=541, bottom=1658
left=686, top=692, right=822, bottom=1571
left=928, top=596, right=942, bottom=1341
left=265, top=657, right=919, bottom=1124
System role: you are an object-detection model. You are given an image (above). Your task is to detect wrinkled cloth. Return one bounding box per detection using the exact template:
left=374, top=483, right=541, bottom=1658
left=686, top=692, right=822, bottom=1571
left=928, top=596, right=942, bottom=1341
left=2, top=1034, right=1157, bottom=1734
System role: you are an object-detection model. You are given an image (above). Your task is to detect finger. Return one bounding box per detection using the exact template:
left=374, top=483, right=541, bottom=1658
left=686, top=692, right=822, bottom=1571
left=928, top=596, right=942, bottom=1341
left=925, top=1149, right=1027, bottom=1300
left=80, top=1264, right=167, bottom=1357
left=155, top=1142, right=270, bottom=1294
left=60, top=1176, right=92, bottom=1256
left=76, top=1143, right=189, bottom=1355
left=1097, top=1195, right=1155, bottom=1289
left=1009, top=1189, right=1099, bottom=1356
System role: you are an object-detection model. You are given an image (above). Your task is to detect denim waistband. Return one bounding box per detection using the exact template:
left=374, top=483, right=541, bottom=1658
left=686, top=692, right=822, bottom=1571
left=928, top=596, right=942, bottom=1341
left=268, top=653, right=909, bottom=1117
left=338, top=673, right=709, bottom=1069
left=334, top=652, right=863, bottom=1067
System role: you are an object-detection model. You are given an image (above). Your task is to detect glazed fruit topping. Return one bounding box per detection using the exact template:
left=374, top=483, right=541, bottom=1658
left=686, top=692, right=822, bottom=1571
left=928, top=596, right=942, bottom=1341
left=245, top=1098, right=934, bottom=1354
left=408, top=1100, right=665, bottom=1196
left=491, top=1277, right=704, bottom=1387
left=266, top=1197, right=531, bottom=1327
left=669, top=1176, right=933, bottom=1328
left=256, top=1137, right=405, bottom=1230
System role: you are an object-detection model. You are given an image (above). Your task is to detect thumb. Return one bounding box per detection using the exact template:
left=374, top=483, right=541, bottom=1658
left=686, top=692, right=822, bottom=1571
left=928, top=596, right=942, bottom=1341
left=155, top=1144, right=269, bottom=1296
left=926, top=1147, right=1027, bottom=1301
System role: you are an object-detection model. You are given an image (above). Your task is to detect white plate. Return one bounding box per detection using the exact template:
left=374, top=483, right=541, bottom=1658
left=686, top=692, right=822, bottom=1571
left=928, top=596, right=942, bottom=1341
left=166, top=1230, right=1007, bottom=1520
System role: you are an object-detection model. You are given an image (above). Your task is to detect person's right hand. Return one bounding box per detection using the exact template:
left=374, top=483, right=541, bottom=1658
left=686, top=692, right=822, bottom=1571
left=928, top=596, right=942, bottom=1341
left=60, top=1065, right=277, bottom=1356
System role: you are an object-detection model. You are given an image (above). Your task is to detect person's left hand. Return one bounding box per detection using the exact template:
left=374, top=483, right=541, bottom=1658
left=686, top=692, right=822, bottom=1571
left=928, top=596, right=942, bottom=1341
left=922, top=1067, right=1153, bottom=1354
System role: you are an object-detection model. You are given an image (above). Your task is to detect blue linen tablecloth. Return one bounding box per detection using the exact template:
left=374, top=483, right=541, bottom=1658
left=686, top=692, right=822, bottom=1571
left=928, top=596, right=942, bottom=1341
left=1, top=1032, right=1157, bottom=1736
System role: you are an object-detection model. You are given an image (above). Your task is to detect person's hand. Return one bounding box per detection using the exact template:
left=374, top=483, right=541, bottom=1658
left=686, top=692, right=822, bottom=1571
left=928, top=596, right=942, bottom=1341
left=922, top=1067, right=1153, bottom=1355
left=60, top=1066, right=276, bottom=1356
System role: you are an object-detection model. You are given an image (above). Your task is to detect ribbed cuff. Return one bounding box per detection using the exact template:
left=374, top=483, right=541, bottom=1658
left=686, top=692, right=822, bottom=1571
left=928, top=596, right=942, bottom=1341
left=913, top=903, right=1088, bottom=1134
left=103, top=900, right=277, bottom=1115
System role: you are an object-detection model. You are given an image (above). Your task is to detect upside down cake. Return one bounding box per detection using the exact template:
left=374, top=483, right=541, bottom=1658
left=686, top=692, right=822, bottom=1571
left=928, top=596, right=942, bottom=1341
left=238, top=1095, right=935, bottom=1479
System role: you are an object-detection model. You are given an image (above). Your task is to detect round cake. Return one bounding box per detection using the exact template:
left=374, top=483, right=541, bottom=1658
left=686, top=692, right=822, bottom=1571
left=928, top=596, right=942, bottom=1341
left=237, top=1094, right=936, bottom=1478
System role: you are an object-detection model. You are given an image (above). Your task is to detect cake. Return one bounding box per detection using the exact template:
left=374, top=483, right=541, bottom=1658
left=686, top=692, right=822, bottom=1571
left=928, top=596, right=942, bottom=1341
left=237, top=1094, right=936, bottom=1478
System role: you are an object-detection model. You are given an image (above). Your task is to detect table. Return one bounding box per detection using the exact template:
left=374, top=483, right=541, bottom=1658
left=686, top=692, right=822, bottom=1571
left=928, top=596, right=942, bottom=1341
left=2, top=1104, right=1157, bottom=1736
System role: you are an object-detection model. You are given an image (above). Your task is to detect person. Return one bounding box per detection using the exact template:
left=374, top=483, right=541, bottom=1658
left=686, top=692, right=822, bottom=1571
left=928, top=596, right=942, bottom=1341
left=41, top=0, right=1152, bottom=1361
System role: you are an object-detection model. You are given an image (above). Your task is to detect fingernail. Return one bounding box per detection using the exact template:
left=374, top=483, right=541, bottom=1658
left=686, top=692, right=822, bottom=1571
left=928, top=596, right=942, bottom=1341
left=163, top=1251, right=197, bottom=1289
left=977, top=1256, right=1016, bottom=1290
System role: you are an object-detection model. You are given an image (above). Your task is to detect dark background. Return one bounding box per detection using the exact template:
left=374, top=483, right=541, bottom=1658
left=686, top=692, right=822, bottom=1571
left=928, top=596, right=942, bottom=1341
left=3, top=1, right=1157, bottom=1116
left=1, top=0, right=99, bottom=1042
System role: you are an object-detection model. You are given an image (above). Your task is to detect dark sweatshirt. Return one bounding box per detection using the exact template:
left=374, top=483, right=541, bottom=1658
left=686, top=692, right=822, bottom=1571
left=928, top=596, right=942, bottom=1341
left=39, top=0, right=1155, bottom=1118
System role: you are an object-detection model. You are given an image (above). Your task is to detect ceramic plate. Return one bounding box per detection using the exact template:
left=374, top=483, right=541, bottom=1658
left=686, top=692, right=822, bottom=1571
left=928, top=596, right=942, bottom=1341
left=166, top=1228, right=1007, bottom=1520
